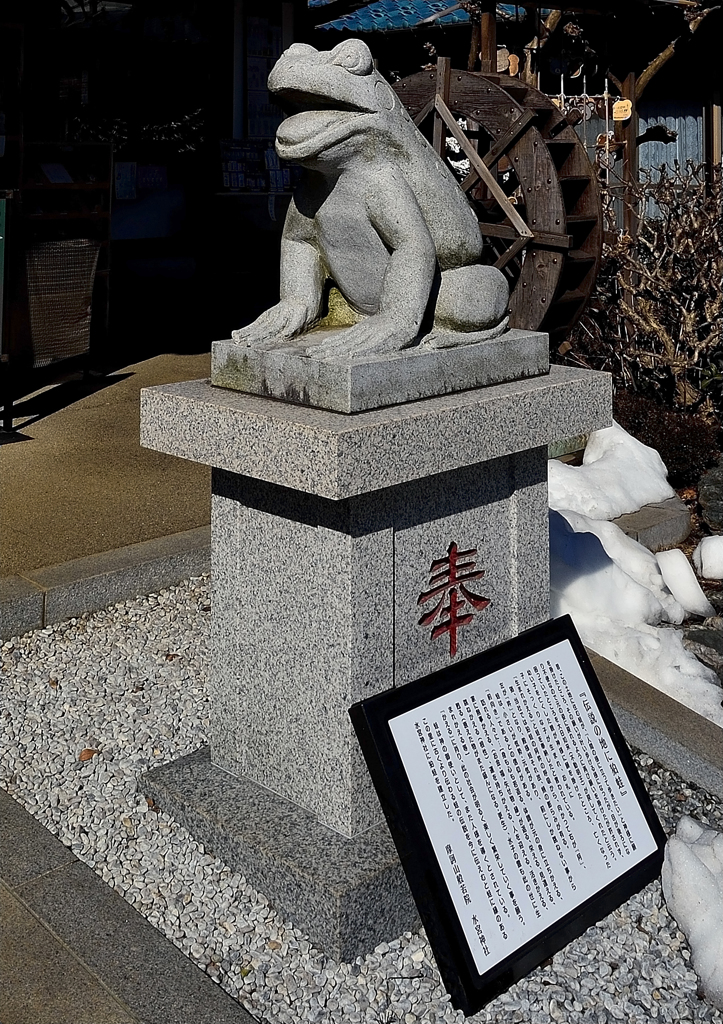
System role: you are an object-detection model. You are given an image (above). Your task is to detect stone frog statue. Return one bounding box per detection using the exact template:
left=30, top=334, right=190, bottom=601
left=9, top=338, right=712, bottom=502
left=233, top=38, right=510, bottom=360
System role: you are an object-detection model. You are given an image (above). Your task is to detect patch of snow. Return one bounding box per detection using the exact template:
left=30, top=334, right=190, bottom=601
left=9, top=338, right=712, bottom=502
left=656, top=548, right=716, bottom=618
left=695, top=536, right=723, bottom=580
left=550, top=509, right=723, bottom=728
left=549, top=421, right=675, bottom=520
left=551, top=508, right=684, bottom=625
left=662, top=815, right=723, bottom=1010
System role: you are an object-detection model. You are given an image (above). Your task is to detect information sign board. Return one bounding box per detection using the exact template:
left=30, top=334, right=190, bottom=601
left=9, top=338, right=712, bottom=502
left=350, top=616, right=666, bottom=1016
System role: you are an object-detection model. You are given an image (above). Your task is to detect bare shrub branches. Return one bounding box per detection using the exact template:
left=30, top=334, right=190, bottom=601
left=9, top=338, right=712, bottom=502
left=566, top=161, right=722, bottom=421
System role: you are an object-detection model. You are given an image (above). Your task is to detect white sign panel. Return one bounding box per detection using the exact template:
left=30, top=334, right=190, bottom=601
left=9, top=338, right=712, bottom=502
left=388, top=639, right=659, bottom=973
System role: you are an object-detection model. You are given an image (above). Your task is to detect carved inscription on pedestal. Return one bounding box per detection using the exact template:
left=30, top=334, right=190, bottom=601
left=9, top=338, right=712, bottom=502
left=417, top=542, right=491, bottom=657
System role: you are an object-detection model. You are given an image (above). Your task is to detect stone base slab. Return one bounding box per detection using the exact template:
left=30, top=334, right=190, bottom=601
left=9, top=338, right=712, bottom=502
left=140, top=654, right=723, bottom=963
left=140, top=747, right=419, bottom=961
left=211, top=328, right=549, bottom=413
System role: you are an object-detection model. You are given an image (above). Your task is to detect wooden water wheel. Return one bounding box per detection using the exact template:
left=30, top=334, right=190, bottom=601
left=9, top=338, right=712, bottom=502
left=393, top=61, right=603, bottom=351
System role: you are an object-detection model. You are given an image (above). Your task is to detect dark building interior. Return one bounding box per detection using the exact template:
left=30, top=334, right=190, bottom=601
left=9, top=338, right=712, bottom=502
left=1, top=0, right=720, bottom=422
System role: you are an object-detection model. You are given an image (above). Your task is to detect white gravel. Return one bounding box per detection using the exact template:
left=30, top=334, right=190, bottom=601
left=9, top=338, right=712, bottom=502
left=2, top=575, right=723, bottom=1024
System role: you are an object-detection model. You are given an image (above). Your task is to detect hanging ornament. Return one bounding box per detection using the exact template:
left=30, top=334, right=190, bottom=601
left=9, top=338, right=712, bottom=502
left=613, top=98, right=633, bottom=121
left=568, top=97, right=595, bottom=121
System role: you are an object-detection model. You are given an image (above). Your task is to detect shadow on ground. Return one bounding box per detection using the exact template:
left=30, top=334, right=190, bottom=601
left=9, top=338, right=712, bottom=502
left=6, top=373, right=135, bottom=430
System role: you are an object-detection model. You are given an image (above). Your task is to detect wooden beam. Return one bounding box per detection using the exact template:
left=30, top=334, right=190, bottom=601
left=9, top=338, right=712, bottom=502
left=460, top=110, right=536, bottom=192
left=712, top=96, right=722, bottom=166
left=413, top=97, right=434, bottom=128
left=480, top=222, right=572, bottom=248
left=494, top=234, right=528, bottom=269
left=479, top=1, right=496, bottom=74
left=433, top=57, right=451, bottom=158
left=635, top=5, right=719, bottom=103
left=484, top=110, right=535, bottom=167
left=434, top=94, right=533, bottom=238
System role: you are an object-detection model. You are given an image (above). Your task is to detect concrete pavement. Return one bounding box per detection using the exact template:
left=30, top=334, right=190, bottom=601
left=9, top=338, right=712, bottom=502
left=1, top=353, right=211, bottom=577
left=1, top=353, right=258, bottom=1023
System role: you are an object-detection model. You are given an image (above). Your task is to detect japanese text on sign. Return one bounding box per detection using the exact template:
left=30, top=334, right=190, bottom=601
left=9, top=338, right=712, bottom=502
left=389, top=640, right=658, bottom=973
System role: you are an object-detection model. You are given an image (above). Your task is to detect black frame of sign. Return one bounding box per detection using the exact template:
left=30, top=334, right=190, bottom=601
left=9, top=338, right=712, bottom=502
left=349, top=615, right=666, bottom=1016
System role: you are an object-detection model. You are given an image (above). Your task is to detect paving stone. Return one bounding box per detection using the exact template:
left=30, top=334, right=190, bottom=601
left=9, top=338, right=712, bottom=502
left=1, top=882, right=138, bottom=1024
left=15, top=858, right=254, bottom=1024
left=1, top=793, right=254, bottom=1024
left=0, top=788, right=76, bottom=888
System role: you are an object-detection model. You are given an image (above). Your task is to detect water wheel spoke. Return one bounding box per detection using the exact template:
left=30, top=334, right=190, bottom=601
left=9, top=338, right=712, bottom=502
left=413, top=97, right=435, bottom=127
left=480, top=222, right=572, bottom=250
left=484, top=110, right=535, bottom=168
left=493, top=235, right=528, bottom=270
left=460, top=109, right=536, bottom=193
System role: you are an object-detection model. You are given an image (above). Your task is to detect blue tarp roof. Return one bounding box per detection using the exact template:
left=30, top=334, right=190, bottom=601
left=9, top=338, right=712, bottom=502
left=314, top=1, right=533, bottom=32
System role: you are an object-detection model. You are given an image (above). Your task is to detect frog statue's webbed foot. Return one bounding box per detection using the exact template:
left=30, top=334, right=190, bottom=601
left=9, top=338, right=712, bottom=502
left=232, top=300, right=316, bottom=352
left=305, top=315, right=418, bottom=361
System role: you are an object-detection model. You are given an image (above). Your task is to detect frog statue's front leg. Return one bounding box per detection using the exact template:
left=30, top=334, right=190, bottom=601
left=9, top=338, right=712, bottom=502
left=308, top=171, right=437, bottom=361
left=232, top=205, right=325, bottom=350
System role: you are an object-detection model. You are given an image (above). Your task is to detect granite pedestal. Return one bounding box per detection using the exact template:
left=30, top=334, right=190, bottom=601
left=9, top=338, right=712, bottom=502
left=139, top=363, right=612, bottom=959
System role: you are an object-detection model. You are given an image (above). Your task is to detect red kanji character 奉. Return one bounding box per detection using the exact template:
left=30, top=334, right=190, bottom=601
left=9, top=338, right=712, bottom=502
left=418, top=542, right=490, bottom=656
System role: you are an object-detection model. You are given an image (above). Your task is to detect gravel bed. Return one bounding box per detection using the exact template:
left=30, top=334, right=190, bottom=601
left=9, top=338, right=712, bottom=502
left=2, top=575, right=723, bottom=1024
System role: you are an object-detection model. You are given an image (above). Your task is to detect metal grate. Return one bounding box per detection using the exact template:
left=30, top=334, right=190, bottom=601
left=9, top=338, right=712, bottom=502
left=25, top=238, right=100, bottom=369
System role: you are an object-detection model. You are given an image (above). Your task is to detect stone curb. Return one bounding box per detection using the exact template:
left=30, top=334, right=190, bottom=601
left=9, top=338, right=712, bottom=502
left=0, top=789, right=255, bottom=1024
left=611, top=495, right=692, bottom=552
left=590, top=650, right=723, bottom=801
left=0, top=527, right=211, bottom=641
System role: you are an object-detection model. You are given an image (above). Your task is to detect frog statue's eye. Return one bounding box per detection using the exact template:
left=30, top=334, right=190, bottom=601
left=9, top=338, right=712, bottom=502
left=330, top=40, right=374, bottom=76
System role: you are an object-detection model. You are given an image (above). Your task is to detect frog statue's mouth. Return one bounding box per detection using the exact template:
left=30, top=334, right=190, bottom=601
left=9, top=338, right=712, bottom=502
left=267, top=39, right=386, bottom=163
left=273, top=89, right=375, bottom=163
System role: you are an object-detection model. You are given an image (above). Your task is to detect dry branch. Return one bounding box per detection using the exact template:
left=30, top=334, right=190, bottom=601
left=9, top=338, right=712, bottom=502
left=565, top=163, right=723, bottom=420
left=521, top=10, right=561, bottom=86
